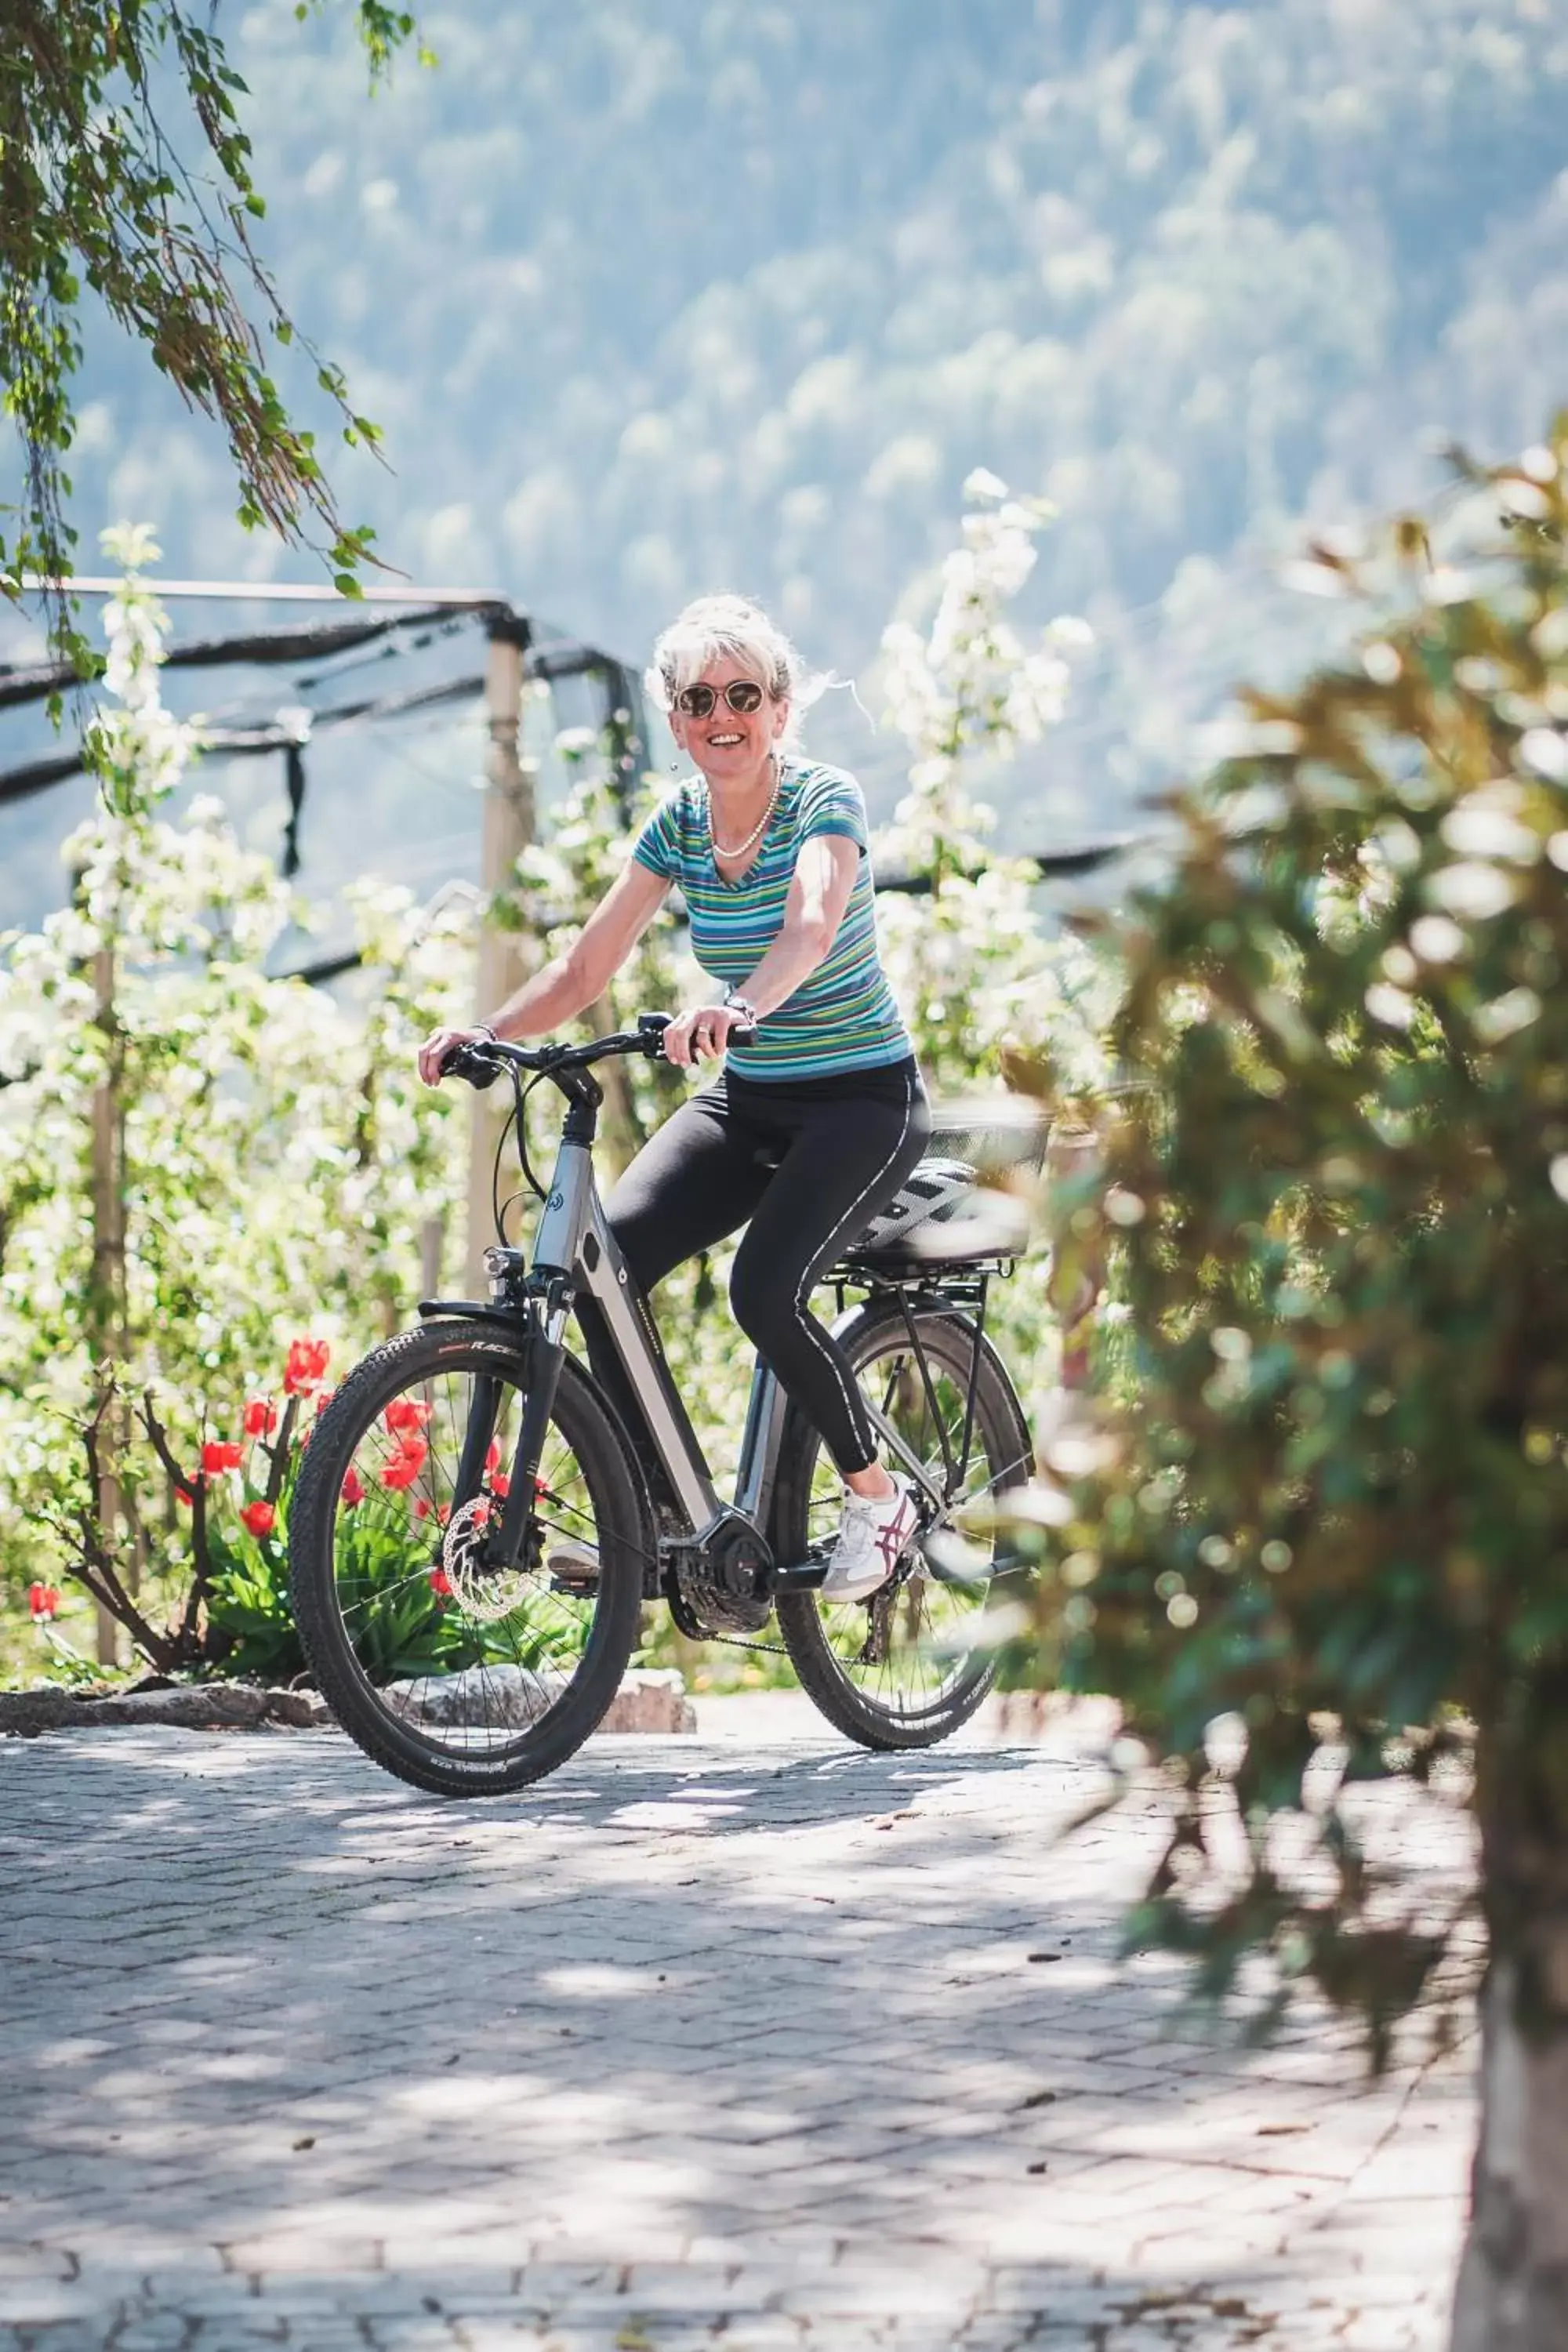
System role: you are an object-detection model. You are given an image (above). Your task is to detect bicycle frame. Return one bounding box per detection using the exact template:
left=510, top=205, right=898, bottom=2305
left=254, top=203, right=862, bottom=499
left=420, top=1029, right=998, bottom=1590
left=537, top=1123, right=764, bottom=1541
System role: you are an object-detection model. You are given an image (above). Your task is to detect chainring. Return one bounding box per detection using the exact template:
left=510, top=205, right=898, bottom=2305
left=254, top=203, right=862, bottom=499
left=668, top=1559, right=772, bottom=1639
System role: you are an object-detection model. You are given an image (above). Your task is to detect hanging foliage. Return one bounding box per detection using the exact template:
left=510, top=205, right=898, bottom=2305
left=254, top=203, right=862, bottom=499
left=0, top=3, right=423, bottom=671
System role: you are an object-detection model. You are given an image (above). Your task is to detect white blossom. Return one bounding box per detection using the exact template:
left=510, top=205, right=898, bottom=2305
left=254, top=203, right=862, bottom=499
left=0, top=526, right=477, bottom=1604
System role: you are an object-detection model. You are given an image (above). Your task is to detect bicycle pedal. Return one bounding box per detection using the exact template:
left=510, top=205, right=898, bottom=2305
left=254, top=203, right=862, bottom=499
left=546, top=1541, right=600, bottom=1591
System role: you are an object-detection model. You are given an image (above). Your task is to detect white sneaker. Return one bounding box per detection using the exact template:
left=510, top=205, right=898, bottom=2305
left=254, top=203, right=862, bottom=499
left=821, top=1475, right=919, bottom=1602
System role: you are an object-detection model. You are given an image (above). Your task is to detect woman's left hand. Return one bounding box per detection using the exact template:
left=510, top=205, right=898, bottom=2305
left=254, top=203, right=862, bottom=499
left=662, top=1003, right=748, bottom=1067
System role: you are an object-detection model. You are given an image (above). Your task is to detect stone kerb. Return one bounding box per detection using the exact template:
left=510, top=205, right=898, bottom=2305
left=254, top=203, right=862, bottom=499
left=0, top=1665, right=694, bottom=1740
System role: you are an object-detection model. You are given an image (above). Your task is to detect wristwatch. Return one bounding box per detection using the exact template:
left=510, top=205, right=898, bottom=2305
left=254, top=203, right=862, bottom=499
left=724, top=989, right=760, bottom=1026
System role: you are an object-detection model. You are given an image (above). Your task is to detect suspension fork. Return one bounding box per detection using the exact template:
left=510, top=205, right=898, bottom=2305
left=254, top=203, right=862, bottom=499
left=486, top=1279, right=573, bottom=1567
left=452, top=1374, right=502, bottom=1515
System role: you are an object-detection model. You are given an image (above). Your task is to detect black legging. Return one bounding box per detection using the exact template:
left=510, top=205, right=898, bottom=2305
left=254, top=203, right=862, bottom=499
left=590, top=1058, right=929, bottom=1475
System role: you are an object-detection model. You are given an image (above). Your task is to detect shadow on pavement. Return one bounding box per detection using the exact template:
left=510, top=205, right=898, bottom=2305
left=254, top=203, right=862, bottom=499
left=0, top=1723, right=1468, bottom=2350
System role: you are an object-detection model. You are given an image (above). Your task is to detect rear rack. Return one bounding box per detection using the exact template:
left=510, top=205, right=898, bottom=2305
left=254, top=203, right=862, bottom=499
left=823, top=1260, right=1007, bottom=1308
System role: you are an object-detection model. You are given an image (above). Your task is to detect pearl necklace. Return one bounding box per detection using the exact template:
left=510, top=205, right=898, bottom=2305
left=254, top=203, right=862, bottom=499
left=708, top=755, right=784, bottom=862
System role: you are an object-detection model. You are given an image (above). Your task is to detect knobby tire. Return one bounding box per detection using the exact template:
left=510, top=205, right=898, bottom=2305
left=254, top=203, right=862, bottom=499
left=290, top=1319, right=647, bottom=1797
left=772, top=1303, right=1032, bottom=1751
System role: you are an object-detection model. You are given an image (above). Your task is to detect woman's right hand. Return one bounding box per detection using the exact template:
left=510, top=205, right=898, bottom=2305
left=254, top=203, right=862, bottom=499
left=662, top=1002, right=748, bottom=1068
left=418, top=1025, right=494, bottom=1086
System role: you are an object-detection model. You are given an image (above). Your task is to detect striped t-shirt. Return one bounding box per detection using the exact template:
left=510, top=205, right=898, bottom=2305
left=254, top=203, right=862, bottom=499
left=631, top=760, right=913, bottom=1081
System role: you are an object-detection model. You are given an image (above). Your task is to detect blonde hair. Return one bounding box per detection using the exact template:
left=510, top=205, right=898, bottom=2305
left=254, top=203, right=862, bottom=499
left=645, top=594, right=818, bottom=747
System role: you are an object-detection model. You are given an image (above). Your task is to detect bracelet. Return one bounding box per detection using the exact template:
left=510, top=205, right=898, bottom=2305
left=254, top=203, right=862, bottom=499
left=723, top=991, right=760, bottom=1026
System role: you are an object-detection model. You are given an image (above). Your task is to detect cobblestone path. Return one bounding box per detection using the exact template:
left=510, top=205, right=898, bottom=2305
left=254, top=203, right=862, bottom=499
left=2, top=1698, right=1474, bottom=2350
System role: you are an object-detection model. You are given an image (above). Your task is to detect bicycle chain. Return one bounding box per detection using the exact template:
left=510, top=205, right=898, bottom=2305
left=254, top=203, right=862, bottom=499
left=699, top=1577, right=898, bottom=1665
left=710, top=1628, right=793, bottom=1657
left=666, top=1525, right=926, bottom=1663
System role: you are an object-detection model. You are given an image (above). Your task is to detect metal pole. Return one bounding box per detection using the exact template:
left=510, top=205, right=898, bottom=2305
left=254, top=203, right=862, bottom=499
left=466, top=623, right=533, bottom=1294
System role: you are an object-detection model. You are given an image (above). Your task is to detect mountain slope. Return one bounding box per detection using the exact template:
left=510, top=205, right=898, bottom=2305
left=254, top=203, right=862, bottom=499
left=7, top=0, right=1567, bottom=841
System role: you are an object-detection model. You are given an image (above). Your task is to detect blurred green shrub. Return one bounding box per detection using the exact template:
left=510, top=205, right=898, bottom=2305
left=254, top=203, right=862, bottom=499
left=1022, top=421, right=1568, bottom=2084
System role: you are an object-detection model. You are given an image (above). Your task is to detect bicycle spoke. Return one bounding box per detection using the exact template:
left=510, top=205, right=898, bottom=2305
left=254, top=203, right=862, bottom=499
left=318, top=1352, right=615, bottom=1760
left=799, top=1336, right=1004, bottom=1719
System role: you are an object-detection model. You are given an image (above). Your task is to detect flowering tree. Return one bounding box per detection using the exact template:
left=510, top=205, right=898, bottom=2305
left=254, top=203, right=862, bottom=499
left=510, top=734, right=692, bottom=1177
left=3, top=481, right=1108, bottom=1682
left=877, top=472, right=1120, bottom=1405
left=0, top=528, right=474, bottom=1667
left=877, top=467, right=1103, bottom=1091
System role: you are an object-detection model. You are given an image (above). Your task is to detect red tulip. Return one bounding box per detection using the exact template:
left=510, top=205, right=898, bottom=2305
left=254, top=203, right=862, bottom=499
left=380, top=1436, right=428, bottom=1493
left=413, top=1496, right=431, bottom=1521
left=429, top=1567, right=453, bottom=1598
left=283, top=1338, right=331, bottom=1396
left=175, top=1486, right=194, bottom=1508
left=240, top=1501, right=277, bottom=1538
left=341, top=1466, right=365, bottom=1508
left=201, top=1440, right=244, bottom=1475
left=243, top=1398, right=279, bottom=1437
left=27, top=1582, right=57, bottom=1620
left=385, top=1397, right=434, bottom=1435
left=491, top=1471, right=510, bottom=1500
left=485, top=1438, right=501, bottom=1474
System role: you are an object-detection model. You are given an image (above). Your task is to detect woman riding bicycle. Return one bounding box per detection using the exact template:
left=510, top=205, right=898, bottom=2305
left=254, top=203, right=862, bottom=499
left=420, top=593, right=931, bottom=1602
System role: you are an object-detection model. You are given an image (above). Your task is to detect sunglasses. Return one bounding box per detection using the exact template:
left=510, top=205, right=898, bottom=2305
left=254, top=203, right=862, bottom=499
left=674, top=679, right=767, bottom=719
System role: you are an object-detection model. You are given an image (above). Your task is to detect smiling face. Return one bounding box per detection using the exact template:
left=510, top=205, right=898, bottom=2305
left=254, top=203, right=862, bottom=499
left=668, top=654, right=789, bottom=793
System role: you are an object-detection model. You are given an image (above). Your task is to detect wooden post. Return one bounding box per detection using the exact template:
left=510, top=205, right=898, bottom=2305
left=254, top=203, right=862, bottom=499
left=419, top=1214, right=445, bottom=1302
left=1044, top=1119, right=1105, bottom=1392
left=466, top=623, right=534, bottom=1294
left=89, top=946, right=126, bottom=1668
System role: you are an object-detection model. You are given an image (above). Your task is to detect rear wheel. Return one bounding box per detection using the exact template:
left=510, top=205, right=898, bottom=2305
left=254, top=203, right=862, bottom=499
left=289, top=1319, right=648, bottom=1797
left=773, top=1303, right=1032, bottom=1750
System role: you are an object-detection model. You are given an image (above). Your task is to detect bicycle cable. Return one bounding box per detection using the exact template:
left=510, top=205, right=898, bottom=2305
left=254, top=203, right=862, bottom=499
left=490, top=1065, right=550, bottom=1247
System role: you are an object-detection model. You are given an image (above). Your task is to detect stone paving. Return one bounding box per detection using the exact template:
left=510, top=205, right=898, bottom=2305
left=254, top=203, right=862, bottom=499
left=1, top=1693, right=1475, bottom=2350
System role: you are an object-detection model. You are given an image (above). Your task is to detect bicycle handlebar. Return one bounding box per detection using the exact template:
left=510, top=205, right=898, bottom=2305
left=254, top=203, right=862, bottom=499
left=440, top=1011, right=756, bottom=1090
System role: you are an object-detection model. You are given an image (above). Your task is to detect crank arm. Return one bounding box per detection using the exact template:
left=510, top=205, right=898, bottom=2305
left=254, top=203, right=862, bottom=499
left=771, top=1557, right=829, bottom=1592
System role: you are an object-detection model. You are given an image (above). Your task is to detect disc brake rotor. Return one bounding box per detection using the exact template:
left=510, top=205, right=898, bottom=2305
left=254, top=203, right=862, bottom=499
left=441, top=1494, right=532, bottom=1625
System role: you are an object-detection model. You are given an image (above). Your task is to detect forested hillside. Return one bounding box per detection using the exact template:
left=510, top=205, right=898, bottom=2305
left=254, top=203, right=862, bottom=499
left=13, top=0, right=1568, bottom=834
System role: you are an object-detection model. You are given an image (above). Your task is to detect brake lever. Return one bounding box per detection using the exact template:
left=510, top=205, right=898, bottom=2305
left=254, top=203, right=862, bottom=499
left=441, top=1042, right=503, bottom=1091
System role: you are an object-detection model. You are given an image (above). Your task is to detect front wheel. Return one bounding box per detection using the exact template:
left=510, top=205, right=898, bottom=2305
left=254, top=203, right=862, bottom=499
left=289, top=1319, right=649, bottom=1797
left=772, top=1302, right=1033, bottom=1751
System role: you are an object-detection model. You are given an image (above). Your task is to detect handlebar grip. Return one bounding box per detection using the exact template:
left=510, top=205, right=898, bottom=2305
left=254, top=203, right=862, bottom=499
left=635, top=1008, right=756, bottom=1056
left=441, top=1041, right=503, bottom=1090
